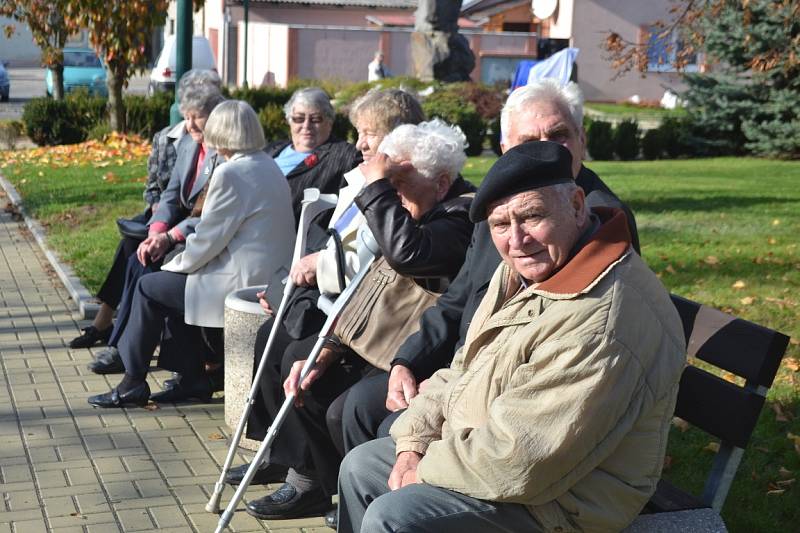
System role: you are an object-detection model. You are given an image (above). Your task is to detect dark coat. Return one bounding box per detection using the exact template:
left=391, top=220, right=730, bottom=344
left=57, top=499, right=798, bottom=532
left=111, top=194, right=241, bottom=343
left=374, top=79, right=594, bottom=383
left=392, top=165, right=640, bottom=379
left=265, top=138, right=361, bottom=228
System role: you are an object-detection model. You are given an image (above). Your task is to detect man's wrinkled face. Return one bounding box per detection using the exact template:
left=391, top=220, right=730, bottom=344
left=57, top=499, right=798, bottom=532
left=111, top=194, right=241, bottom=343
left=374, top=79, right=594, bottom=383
left=487, top=186, right=586, bottom=283
left=289, top=103, right=333, bottom=153
left=502, top=100, right=585, bottom=178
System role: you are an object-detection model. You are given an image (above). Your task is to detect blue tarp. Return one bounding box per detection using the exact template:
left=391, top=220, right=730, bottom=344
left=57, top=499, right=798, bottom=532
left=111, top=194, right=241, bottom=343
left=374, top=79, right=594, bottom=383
left=511, top=47, right=580, bottom=89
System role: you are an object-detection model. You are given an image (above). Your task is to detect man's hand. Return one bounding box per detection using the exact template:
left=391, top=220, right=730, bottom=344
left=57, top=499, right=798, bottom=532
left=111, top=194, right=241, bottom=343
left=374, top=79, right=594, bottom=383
left=290, top=252, right=319, bottom=287
left=388, top=451, right=422, bottom=490
left=386, top=364, right=418, bottom=412
left=283, top=346, right=338, bottom=407
left=256, top=290, right=273, bottom=316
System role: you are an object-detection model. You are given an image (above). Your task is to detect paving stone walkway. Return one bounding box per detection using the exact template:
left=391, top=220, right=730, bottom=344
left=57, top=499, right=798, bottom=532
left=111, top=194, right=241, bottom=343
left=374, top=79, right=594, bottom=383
left=0, top=210, right=327, bottom=532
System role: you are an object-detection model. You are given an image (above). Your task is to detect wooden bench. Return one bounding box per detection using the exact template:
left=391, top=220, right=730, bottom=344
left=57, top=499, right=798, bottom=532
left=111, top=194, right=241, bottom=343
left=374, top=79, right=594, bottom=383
left=625, top=294, right=790, bottom=532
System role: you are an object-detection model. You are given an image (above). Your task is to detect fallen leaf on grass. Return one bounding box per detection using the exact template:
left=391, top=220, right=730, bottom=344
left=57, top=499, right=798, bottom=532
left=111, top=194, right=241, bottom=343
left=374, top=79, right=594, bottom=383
left=703, top=442, right=720, bottom=453
left=790, top=338, right=799, bottom=346
left=772, top=219, right=781, bottom=226
left=786, top=358, right=800, bottom=372
left=703, top=256, right=719, bottom=265
left=665, top=264, right=676, bottom=274
left=778, top=466, right=793, bottom=478
left=740, top=296, right=755, bottom=305
left=771, top=402, right=792, bottom=422
left=672, top=417, right=690, bottom=432
left=722, top=372, right=738, bottom=384
left=208, top=433, right=225, bottom=440
left=732, top=280, right=746, bottom=290
left=776, top=479, right=795, bottom=488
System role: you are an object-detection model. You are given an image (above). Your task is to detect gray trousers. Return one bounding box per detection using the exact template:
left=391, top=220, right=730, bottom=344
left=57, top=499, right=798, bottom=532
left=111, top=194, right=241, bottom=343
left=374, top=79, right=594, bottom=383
left=337, top=437, right=544, bottom=533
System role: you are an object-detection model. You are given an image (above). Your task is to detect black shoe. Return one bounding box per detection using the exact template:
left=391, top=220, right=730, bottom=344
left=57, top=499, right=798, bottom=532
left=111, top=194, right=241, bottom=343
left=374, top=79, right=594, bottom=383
left=69, top=325, right=113, bottom=349
left=88, top=382, right=150, bottom=408
left=224, top=462, right=287, bottom=486
left=245, top=483, right=331, bottom=520
left=325, top=507, right=338, bottom=530
left=87, top=347, right=124, bottom=374
left=150, top=378, right=212, bottom=403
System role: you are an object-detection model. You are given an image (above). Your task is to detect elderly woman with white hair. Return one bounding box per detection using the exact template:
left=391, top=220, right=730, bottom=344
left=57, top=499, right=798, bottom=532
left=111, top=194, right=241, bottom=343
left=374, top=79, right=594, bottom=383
left=241, top=118, right=476, bottom=522
left=87, top=100, right=295, bottom=408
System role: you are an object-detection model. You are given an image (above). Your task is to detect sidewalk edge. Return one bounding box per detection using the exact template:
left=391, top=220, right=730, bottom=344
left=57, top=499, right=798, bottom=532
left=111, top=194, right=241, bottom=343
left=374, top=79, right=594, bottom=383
left=0, top=173, right=99, bottom=319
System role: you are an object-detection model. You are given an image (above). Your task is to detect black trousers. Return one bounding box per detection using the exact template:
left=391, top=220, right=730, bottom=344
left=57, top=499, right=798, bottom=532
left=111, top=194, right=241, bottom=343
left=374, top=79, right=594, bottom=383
left=108, top=254, right=160, bottom=347
left=116, top=270, right=207, bottom=381
left=245, top=316, right=374, bottom=495
left=337, top=371, right=402, bottom=454
left=96, top=235, right=143, bottom=309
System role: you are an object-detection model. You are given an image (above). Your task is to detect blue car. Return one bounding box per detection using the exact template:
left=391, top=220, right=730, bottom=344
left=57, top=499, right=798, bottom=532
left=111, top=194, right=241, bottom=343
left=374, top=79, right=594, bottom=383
left=46, top=48, right=108, bottom=97
left=0, top=61, right=9, bottom=102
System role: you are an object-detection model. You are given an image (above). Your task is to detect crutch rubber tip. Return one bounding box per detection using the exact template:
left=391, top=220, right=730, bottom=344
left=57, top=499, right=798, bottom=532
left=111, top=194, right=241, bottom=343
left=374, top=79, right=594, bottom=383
left=206, top=489, right=223, bottom=514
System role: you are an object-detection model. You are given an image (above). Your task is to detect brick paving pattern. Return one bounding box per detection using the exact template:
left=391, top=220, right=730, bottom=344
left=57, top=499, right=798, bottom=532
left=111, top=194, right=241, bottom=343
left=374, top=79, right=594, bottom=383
left=0, top=210, right=328, bottom=532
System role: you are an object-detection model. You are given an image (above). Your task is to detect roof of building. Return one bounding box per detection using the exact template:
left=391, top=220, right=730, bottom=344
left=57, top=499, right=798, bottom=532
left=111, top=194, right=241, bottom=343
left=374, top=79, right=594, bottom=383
left=247, top=0, right=418, bottom=8
left=462, top=0, right=529, bottom=16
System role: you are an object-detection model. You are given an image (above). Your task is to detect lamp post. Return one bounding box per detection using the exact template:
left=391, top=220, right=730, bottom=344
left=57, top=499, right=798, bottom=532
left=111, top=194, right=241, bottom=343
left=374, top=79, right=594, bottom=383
left=242, top=0, right=249, bottom=88
left=170, top=0, right=193, bottom=125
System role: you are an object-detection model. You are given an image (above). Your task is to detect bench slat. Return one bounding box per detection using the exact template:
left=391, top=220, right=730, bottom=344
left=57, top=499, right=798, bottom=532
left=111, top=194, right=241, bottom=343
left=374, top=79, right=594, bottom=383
left=670, top=295, right=789, bottom=387
left=674, top=366, right=765, bottom=449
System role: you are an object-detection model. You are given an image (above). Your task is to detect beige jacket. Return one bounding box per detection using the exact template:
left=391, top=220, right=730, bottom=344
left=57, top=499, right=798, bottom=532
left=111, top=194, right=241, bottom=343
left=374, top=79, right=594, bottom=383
left=391, top=209, right=686, bottom=532
left=162, top=151, right=295, bottom=327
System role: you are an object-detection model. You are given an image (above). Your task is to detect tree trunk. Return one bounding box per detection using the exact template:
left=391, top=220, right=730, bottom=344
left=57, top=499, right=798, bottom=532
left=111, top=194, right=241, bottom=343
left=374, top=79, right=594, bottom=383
left=49, top=65, right=65, bottom=100
left=107, top=64, right=126, bottom=132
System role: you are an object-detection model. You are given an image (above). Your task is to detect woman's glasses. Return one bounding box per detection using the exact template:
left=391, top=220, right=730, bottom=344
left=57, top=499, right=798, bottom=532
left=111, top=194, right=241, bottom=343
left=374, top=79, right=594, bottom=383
left=290, top=114, right=326, bottom=124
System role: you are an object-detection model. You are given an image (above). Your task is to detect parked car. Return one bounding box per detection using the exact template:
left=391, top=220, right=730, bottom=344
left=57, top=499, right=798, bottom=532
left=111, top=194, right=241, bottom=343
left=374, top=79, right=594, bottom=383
left=46, top=48, right=108, bottom=97
left=0, top=61, right=10, bottom=102
left=149, top=35, right=216, bottom=94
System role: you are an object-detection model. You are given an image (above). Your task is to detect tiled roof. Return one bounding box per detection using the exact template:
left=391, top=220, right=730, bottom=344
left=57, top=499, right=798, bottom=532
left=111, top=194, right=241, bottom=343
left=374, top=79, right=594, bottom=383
left=248, top=0, right=418, bottom=8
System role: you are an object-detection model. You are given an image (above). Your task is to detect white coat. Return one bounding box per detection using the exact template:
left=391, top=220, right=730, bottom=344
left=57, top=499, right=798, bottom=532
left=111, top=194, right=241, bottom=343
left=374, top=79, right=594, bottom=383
left=162, top=151, right=295, bottom=328
left=316, top=167, right=367, bottom=295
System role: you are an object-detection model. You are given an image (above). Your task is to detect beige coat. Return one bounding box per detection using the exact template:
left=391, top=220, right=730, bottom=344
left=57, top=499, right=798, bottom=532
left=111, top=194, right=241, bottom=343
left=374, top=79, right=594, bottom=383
left=391, top=209, right=686, bottom=532
left=162, top=151, right=295, bottom=328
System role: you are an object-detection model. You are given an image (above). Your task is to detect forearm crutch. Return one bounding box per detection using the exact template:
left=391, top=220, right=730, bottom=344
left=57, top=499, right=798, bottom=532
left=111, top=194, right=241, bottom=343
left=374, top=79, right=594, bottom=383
left=205, top=188, right=337, bottom=514
left=213, top=244, right=379, bottom=532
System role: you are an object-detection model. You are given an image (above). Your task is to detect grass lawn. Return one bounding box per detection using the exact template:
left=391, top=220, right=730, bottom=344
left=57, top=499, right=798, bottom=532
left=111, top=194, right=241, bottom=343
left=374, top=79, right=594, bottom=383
left=584, top=101, right=687, bottom=122
left=1, top=142, right=799, bottom=532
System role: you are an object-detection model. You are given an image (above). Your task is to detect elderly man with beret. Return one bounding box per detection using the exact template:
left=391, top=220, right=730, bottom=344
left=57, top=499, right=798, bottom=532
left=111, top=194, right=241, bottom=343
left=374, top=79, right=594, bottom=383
left=336, top=141, right=686, bottom=533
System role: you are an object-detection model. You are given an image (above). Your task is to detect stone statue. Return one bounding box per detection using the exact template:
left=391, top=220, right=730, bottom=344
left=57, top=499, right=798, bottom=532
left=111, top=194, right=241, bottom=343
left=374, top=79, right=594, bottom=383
left=412, top=0, right=475, bottom=82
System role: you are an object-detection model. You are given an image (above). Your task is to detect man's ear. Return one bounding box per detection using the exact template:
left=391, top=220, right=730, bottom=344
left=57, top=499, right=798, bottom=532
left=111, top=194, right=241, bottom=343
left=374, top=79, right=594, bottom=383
left=572, top=187, right=588, bottom=224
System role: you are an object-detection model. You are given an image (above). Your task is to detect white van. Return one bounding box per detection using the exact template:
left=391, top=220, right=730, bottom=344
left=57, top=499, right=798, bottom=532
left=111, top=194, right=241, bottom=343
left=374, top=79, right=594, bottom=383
left=149, top=35, right=216, bottom=94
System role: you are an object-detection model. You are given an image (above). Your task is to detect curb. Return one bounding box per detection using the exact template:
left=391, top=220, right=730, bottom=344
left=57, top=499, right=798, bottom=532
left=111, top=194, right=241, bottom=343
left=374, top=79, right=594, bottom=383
left=0, top=173, right=99, bottom=319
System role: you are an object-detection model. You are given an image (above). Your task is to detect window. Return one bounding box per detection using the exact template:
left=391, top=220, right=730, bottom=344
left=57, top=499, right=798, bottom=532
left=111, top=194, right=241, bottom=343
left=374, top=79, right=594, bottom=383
left=646, top=28, right=699, bottom=72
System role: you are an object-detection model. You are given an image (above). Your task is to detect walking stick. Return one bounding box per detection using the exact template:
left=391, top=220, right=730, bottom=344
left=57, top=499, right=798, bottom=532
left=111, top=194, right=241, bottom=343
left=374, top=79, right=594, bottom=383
left=213, top=234, right=379, bottom=532
left=205, top=188, right=337, bottom=514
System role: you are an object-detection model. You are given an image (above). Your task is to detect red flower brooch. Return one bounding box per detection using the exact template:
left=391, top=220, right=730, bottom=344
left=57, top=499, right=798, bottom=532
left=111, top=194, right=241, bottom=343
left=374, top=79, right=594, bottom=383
left=304, top=153, right=318, bottom=168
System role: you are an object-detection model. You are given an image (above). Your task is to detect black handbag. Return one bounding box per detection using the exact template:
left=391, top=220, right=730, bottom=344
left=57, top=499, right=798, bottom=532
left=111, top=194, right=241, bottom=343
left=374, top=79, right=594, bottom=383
left=116, top=210, right=150, bottom=240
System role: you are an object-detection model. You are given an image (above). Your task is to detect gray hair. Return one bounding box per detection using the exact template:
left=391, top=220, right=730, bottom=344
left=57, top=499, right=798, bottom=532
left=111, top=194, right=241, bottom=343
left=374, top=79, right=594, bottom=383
left=500, top=79, right=584, bottom=142
left=203, top=100, right=266, bottom=153
left=349, top=88, right=425, bottom=134
left=379, top=118, right=467, bottom=182
left=179, top=84, right=225, bottom=117
left=549, top=181, right=588, bottom=217
left=177, top=69, right=222, bottom=98
left=283, top=87, right=335, bottom=122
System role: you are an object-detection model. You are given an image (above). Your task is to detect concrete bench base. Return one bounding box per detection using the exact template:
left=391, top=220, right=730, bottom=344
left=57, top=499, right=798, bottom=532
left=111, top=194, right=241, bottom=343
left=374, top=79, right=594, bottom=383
left=624, top=509, right=727, bottom=533
left=224, top=286, right=270, bottom=452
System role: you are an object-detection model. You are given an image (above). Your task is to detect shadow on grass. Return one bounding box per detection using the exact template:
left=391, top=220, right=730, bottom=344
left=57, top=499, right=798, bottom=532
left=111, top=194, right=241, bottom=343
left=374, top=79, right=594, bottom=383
left=628, top=195, right=799, bottom=215
left=664, top=400, right=800, bottom=533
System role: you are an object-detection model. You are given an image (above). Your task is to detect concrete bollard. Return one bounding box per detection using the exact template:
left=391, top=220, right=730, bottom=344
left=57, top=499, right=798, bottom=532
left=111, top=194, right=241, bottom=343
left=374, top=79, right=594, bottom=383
left=223, top=286, right=269, bottom=451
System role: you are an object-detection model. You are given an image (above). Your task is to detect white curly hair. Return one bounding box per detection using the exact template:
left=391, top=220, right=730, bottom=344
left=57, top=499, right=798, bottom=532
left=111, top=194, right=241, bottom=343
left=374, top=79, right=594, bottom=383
left=378, top=118, right=467, bottom=182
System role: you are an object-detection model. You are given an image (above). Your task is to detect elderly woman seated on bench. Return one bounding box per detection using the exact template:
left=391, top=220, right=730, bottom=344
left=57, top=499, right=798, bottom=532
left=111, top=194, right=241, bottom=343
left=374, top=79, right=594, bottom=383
left=337, top=141, right=687, bottom=533
left=86, top=100, right=296, bottom=408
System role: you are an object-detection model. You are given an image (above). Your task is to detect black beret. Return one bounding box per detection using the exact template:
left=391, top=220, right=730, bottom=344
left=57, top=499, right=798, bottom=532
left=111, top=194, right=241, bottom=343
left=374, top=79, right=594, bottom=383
left=469, top=141, right=574, bottom=222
